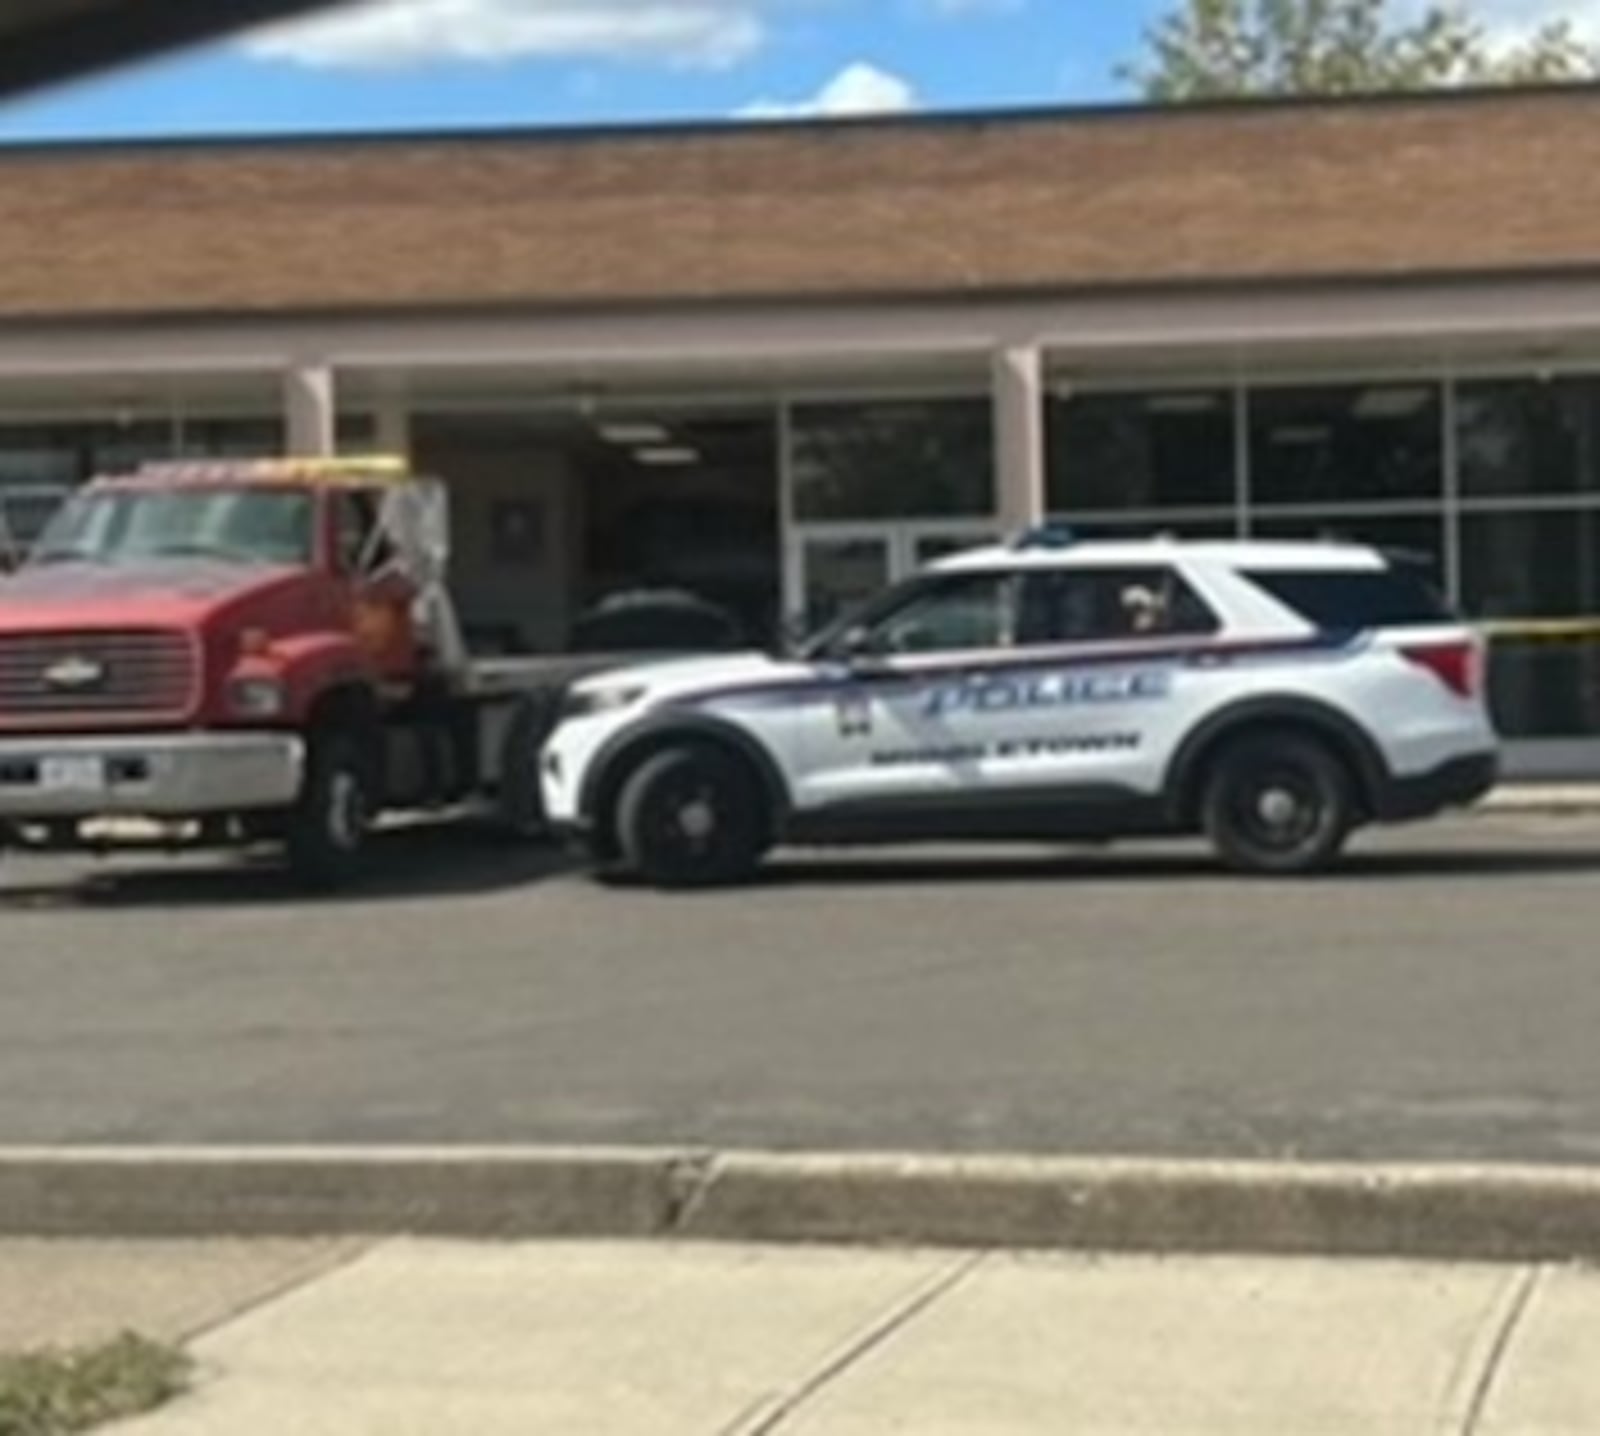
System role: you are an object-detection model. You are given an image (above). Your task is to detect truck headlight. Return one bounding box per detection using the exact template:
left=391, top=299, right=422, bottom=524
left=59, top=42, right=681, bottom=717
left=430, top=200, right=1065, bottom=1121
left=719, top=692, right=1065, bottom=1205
left=561, top=685, right=645, bottom=720
left=228, top=676, right=287, bottom=719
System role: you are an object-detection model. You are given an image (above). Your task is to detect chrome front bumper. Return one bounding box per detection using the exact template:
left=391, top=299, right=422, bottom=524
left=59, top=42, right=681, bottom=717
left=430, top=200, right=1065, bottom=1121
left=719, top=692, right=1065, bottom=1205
left=0, top=732, right=304, bottom=818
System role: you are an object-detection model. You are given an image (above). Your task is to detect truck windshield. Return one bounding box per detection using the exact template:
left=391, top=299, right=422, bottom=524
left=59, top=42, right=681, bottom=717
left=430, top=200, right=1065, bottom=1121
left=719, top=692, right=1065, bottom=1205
left=30, top=487, right=314, bottom=568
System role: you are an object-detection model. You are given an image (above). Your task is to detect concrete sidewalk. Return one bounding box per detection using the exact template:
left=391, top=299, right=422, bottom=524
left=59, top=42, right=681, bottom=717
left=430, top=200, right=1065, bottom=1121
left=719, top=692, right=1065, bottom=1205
left=1484, top=784, right=1600, bottom=812
left=4, top=1238, right=1594, bottom=1435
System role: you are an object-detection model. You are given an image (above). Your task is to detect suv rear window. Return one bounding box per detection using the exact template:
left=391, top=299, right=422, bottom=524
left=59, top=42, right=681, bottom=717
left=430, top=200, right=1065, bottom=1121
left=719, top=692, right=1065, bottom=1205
left=1242, top=567, right=1452, bottom=629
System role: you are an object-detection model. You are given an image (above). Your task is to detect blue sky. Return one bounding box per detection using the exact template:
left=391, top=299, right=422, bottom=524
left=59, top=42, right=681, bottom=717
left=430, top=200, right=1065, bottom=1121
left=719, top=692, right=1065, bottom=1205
left=0, top=0, right=1166, bottom=143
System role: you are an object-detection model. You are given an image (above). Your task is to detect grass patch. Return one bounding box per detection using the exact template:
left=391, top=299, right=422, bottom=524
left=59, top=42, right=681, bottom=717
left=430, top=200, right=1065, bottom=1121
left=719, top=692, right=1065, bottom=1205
left=0, top=1334, right=191, bottom=1436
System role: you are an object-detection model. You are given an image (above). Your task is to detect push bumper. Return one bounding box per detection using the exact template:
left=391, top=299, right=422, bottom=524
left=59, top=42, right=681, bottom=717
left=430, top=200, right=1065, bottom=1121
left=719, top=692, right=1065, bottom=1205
left=1376, top=751, right=1500, bottom=823
left=0, top=732, right=304, bottom=819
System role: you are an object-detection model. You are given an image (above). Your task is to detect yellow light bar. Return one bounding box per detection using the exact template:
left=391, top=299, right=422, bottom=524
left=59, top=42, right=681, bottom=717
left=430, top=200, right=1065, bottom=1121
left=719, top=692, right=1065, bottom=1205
left=1481, top=618, right=1600, bottom=644
left=129, top=455, right=411, bottom=486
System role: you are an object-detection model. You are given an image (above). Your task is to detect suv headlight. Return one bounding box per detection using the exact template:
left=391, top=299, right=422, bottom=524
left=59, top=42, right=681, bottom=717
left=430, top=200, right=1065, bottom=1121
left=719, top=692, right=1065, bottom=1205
left=561, top=684, right=645, bottom=721
left=228, top=675, right=287, bottom=719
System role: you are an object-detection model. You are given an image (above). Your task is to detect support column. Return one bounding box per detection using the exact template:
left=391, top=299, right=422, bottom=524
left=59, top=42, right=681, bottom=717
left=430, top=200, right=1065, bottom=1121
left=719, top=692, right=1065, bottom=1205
left=283, top=362, right=335, bottom=457
left=374, top=393, right=411, bottom=459
left=992, top=343, right=1046, bottom=532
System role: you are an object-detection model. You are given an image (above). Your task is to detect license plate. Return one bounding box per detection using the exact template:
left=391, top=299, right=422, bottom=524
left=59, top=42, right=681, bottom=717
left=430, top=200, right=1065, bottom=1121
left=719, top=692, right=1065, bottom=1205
left=38, top=756, right=106, bottom=793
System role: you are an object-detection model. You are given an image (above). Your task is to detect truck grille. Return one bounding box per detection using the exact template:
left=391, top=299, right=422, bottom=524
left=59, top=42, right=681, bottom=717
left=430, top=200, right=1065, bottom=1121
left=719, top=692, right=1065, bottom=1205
left=0, top=631, right=197, bottom=727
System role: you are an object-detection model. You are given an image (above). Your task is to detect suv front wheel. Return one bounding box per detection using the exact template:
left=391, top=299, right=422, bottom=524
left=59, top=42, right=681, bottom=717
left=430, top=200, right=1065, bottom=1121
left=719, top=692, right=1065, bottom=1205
left=615, top=745, right=767, bottom=889
left=1201, top=731, right=1354, bottom=876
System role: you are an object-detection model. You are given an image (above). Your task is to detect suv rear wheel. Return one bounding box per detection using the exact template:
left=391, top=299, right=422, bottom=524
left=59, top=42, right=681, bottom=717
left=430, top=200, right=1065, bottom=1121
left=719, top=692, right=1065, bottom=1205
left=615, top=745, right=766, bottom=890
left=1201, top=731, right=1354, bottom=876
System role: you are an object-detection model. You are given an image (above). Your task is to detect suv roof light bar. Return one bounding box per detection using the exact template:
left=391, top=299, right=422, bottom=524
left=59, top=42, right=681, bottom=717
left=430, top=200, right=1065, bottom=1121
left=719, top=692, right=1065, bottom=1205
left=1010, top=523, right=1079, bottom=552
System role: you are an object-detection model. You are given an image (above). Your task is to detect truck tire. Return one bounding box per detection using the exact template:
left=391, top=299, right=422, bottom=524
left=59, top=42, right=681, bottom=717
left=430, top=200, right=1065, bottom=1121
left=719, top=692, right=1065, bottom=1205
left=493, top=691, right=558, bottom=842
left=1201, top=730, right=1353, bottom=876
left=285, top=731, right=374, bottom=889
left=615, top=745, right=766, bottom=890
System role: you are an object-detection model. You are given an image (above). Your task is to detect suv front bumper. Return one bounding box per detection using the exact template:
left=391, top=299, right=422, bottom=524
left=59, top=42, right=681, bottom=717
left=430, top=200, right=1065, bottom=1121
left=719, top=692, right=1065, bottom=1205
left=0, top=732, right=304, bottom=819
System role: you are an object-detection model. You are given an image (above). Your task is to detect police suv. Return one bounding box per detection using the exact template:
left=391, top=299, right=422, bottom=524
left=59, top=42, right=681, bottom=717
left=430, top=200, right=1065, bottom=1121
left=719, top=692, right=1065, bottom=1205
left=541, top=532, right=1499, bottom=887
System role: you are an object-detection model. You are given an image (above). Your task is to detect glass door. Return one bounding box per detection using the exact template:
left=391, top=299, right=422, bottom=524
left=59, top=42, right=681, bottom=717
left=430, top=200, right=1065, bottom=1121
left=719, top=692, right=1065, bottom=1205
left=793, top=531, right=894, bottom=636
left=789, top=523, right=1001, bottom=639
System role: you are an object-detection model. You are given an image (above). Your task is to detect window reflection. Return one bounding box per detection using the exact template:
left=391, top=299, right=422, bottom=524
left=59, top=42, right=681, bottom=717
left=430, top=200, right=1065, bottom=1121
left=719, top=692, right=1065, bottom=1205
left=1048, top=390, right=1235, bottom=513
left=1250, top=384, right=1442, bottom=505
left=1252, top=512, right=1447, bottom=583
left=1458, top=378, right=1600, bottom=499
left=790, top=399, right=993, bottom=520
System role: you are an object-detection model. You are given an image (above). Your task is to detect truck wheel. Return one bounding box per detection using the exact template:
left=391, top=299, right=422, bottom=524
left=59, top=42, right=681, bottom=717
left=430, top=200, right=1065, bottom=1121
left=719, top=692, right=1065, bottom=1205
left=616, top=745, right=766, bottom=890
left=494, top=692, right=557, bottom=842
left=286, top=732, right=374, bottom=889
left=1201, top=731, right=1353, bottom=876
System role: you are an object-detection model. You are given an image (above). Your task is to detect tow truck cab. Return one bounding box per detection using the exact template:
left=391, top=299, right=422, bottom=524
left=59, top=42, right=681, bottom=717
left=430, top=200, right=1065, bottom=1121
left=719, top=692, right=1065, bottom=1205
left=0, top=456, right=555, bottom=883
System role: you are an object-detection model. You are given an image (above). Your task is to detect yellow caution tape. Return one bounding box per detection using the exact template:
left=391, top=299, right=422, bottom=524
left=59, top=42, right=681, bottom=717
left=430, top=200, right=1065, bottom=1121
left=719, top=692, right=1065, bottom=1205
left=1481, top=619, right=1600, bottom=643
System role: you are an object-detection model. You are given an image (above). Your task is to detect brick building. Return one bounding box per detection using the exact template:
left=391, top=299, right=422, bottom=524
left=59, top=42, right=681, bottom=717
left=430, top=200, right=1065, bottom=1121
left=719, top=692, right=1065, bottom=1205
left=2, top=84, right=1600, bottom=769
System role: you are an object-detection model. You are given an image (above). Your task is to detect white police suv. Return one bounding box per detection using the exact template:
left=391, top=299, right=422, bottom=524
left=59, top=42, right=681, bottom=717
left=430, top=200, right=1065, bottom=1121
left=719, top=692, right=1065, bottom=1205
left=541, top=532, right=1499, bottom=887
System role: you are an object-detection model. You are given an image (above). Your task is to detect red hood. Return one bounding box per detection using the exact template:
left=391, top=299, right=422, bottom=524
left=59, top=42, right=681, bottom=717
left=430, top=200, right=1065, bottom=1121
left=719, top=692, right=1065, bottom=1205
left=0, top=560, right=305, bottom=633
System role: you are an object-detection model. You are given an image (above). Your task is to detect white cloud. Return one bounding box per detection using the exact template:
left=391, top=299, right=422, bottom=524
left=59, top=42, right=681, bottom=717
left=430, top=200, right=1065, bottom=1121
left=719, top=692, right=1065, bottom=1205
left=244, top=0, right=773, bottom=71
left=1486, top=0, right=1600, bottom=39
left=1398, top=0, right=1600, bottom=47
left=739, top=61, right=919, bottom=118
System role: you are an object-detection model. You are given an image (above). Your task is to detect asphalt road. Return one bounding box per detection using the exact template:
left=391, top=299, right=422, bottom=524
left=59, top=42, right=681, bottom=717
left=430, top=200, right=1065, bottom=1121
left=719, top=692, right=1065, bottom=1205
left=2, top=814, right=1599, bottom=1164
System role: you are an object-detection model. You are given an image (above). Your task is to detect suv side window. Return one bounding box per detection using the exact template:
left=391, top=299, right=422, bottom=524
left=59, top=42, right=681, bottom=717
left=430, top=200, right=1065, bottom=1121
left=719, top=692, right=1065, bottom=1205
left=1016, top=567, right=1219, bottom=645
left=862, top=573, right=1015, bottom=655
left=1241, top=567, right=1450, bottom=629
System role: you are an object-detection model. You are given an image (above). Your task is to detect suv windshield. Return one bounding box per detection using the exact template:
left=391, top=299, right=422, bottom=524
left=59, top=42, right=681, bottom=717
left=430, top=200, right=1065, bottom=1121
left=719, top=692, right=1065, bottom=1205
left=30, top=487, right=314, bottom=568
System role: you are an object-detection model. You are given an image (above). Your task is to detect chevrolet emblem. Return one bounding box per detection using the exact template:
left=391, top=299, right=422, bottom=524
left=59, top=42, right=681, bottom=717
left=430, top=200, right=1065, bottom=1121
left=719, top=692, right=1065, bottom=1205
left=43, top=656, right=107, bottom=691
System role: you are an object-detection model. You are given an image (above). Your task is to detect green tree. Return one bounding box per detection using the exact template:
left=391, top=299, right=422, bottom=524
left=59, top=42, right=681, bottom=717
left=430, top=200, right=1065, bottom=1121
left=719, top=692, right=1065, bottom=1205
left=1122, top=0, right=1598, bottom=101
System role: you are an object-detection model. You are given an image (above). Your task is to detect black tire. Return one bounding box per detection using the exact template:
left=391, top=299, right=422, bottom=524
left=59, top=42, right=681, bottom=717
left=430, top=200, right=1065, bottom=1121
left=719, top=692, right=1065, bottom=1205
left=493, top=692, right=557, bottom=842
left=1201, top=731, right=1354, bottom=876
left=285, top=731, right=375, bottom=889
left=614, top=745, right=767, bottom=890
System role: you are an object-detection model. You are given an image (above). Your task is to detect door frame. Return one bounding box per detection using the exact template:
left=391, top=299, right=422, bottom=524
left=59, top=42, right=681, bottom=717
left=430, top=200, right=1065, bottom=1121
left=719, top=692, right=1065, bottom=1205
left=785, top=521, right=1003, bottom=635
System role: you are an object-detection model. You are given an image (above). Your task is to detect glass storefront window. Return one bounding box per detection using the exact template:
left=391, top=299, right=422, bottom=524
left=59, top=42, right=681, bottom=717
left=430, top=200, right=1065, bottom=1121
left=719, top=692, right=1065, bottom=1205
left=1048, top=389, right=1235, bottom=514
left=0, top=438, right=76, bottom=491
left=1249, top=383, right=1443, bottom=505
left=1062, top=518, right=1239, bottom=542
left=181, top=417, right=285, bottom=458
left=1460, top=510, right=1600, bottom=621
left=1460, top=509, right=1600, bottom=741
left=790, top=398, right=993, bottom=520
left=91, top=421, right=181, bottom=475
left=1457, top=377, right=1600, bottom=498
left=1254, top=512, right=1448, bottom=585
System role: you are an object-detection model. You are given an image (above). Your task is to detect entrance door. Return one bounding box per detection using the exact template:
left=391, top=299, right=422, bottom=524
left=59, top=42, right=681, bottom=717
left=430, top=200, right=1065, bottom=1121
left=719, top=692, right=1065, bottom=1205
left=790, top=523, right=1000, bottom=638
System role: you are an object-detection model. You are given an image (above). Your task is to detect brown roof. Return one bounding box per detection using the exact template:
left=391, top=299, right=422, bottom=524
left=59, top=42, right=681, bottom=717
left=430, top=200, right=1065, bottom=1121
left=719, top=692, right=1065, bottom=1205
left=3, top=85, right=1600, bottom=323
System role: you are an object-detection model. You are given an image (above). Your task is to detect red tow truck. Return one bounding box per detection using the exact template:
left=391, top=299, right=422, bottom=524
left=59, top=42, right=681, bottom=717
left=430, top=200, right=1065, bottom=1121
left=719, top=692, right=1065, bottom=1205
left=0, top=456, right=568, bottom=884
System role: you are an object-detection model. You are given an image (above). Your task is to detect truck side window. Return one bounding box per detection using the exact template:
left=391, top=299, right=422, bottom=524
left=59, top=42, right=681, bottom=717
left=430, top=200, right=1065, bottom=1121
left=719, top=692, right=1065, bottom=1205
left=1016, top=568, right=1218, bottom=645
left=335, top=490, right=397, bottom=577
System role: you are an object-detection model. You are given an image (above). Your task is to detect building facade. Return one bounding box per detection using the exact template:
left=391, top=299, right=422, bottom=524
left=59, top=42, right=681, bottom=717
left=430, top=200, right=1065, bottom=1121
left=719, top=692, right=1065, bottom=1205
left=3, top=85, right=1600, bottom=771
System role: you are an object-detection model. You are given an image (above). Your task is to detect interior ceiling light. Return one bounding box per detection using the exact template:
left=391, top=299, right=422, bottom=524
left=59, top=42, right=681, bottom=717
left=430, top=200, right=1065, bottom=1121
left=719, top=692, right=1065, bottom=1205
left=1271, top=425, right=1333, bottom=445
left=1145, top=394, right=1220, bottom=415
left=598, top=422, right=671, bottom=445
left=1351, top=387, right=1433, bottom=420
left=634, top=446, right=701, bottom=466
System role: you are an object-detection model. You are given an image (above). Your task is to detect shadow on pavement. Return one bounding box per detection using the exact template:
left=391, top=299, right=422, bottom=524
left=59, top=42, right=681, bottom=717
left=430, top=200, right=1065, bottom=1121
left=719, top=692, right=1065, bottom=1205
left=757, top=844, right=1600, bottom=887
left=0, top=822, right=578, bottom=910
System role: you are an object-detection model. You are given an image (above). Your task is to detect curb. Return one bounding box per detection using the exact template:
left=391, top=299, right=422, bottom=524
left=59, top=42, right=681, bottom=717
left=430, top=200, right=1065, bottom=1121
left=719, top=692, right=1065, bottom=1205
left=7, top=1147, right=1600, bottom=1264
left=1482, top=787, right=1600, bottom=814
